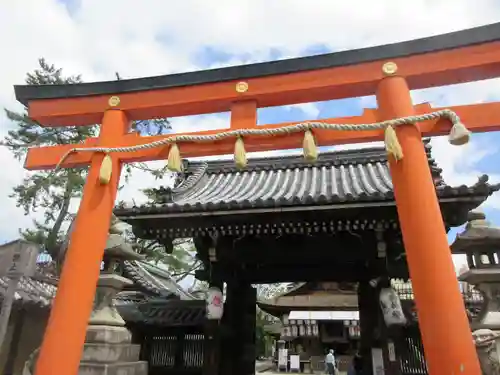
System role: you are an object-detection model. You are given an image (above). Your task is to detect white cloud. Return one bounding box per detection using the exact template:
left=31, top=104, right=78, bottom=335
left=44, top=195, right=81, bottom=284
left=1, top=0, right=500, bottom=245
left=284, top=103, right=321, bottom=119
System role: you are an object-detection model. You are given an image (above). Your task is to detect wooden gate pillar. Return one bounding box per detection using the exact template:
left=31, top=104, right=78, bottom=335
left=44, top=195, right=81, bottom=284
left=358, top=280, right=379, bottom=375
left=220, top=281, right=256, bottom=375
left=203, top=319, right=220, bottom=375
left=359, top=278, right=403, bottom=375
left=203, top=272, right=223, bottom=375
left=219, top=280, right=236, bottom=375
left=376, top=64, right=480, bottom=375
left=241, top=285, right=257, bottom=375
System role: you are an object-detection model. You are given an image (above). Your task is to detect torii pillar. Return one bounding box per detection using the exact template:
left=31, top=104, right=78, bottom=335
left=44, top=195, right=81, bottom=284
left=34, top=110, right=129, bottom=375
left=376, top=62, right=480, bottom=375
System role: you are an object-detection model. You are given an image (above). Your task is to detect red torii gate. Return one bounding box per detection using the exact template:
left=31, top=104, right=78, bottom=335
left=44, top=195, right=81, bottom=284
left=13, top=23, right=500, bottom=375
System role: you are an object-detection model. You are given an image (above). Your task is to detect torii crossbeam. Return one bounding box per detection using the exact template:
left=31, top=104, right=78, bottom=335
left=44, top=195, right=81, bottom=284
left=14, top=22, right=500, bottom=375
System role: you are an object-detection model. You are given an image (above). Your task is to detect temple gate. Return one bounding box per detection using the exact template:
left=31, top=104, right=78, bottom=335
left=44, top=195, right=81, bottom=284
left=12, top=22, right=500, bottom=375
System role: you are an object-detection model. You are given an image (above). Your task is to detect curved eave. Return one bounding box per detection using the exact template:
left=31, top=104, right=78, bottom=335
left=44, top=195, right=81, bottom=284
left=257, top=297, right=359, bottom=318
left=122, top=260, right=197, bottom=300
left=257, top=301, right=293, bottom=318
left=115, top=182, right=498, bottom=221
left=14, top=23, right=500, bottom=105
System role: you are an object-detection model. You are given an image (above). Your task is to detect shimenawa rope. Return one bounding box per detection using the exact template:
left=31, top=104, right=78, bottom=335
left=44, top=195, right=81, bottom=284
left=17, top=109, right=472, bottom=183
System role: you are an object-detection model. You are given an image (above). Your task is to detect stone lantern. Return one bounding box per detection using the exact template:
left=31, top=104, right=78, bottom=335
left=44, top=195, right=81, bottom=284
left=23, top=217, right=149, bottom=375
left=79, top=220, right=148, bottom=374
left=451, top=210, right=500, bottom=374
left=452, top=211, right=500, bottom=330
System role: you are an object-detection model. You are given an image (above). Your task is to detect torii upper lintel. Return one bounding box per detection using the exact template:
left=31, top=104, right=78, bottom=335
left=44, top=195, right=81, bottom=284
left=14, top=22, right=500, bottom=127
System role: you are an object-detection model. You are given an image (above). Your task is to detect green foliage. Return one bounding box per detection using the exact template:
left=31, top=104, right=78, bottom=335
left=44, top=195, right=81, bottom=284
left=255, top=308, right=269, bottom=358
left=125, top=232, right=201, bottom=282
left=254, top=283, right=289, bottom=358
left=2, top=59, right=195, bottom=278
left=3, top=59, right=94, bottom=259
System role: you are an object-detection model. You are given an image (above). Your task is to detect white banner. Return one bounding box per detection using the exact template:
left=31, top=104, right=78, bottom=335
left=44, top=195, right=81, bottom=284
left=278, top=349, right=288, bottom=369
left=290, top=355, right=300, bottom=371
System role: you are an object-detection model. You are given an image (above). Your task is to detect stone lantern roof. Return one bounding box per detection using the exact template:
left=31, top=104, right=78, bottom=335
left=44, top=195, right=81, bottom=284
left=451, top=211, right=500, bottom=254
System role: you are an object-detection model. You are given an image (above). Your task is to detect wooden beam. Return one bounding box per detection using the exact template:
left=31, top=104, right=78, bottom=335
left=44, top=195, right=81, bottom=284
left=23, top=102, right=500, bottom=171
left=225, top=265, right=409, bottom=284
left=23, top=40, right=500, bottom=126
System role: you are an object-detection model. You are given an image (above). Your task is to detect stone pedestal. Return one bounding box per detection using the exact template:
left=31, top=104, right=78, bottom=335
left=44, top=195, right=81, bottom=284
left=22, top=275, right=148, bottom=375
left=79, top=274, right=148, bottom=375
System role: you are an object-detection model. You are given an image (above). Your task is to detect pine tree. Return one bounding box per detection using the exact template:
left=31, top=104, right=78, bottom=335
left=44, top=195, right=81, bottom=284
left=3, top=59, right=94, bottom=261
left=2, top=59, right=195, bottom=276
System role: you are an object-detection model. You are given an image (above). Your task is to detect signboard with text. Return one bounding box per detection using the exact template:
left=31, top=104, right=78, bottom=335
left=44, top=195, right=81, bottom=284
left=0, top=240, right=38, bottom=278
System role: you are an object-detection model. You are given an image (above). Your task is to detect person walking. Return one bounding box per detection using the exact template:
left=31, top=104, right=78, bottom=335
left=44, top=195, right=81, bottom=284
left=325, top=349, right=336, bottom=375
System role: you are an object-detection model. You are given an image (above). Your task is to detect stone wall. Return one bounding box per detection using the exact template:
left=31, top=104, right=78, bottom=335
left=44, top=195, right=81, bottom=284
left=0, top=308, right=49, bottom=375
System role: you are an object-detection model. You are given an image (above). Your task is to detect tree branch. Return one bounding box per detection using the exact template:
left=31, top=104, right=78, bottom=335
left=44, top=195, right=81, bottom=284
left=174, top=263, right=202, bottom=282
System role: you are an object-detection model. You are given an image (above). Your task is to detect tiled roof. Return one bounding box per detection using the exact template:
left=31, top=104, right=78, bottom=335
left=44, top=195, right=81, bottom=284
left=134, top=299, right=206, bottom=326
left=258, top=280, right=483, bottom=317
left=122, top=260, right=196, bottom=300
left=258, top=294, right=359, bottom=310
left=115, top=141, right=500, bottom=217
left=1, top=260, right=199, bottom=309
left=0, top=276, right=57, bottom=308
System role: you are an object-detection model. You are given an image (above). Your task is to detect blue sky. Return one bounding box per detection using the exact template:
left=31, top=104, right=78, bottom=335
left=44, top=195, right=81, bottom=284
left=1, top=1, right=500, bottom=276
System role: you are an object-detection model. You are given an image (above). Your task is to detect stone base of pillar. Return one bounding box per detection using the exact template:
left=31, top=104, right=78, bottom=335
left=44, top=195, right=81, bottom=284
left=79, top=361, right=148, bottom=375
left=78, top=274, right=148, bottom=375
left=79, top=326, right=147, bottom=375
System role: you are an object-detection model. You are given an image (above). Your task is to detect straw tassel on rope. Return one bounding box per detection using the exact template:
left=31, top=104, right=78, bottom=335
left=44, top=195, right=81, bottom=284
left=167, top=143, right=182, bottom=172
left=384, top=126, right=403, bottom=161
left=46, top=110, right=471, bottom=176
left=448, top=120, right=471, bottom=146
left=303, top=129, right=318, bottom=163
left=234, top=137, right=248, bottom=170
left=99, top=154, right=113, bottom=185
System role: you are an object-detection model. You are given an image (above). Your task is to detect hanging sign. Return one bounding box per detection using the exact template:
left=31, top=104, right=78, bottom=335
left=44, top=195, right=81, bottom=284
left=206, top=287, right=224, bottom=320
left=379, top=287, right=407, bottom=326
